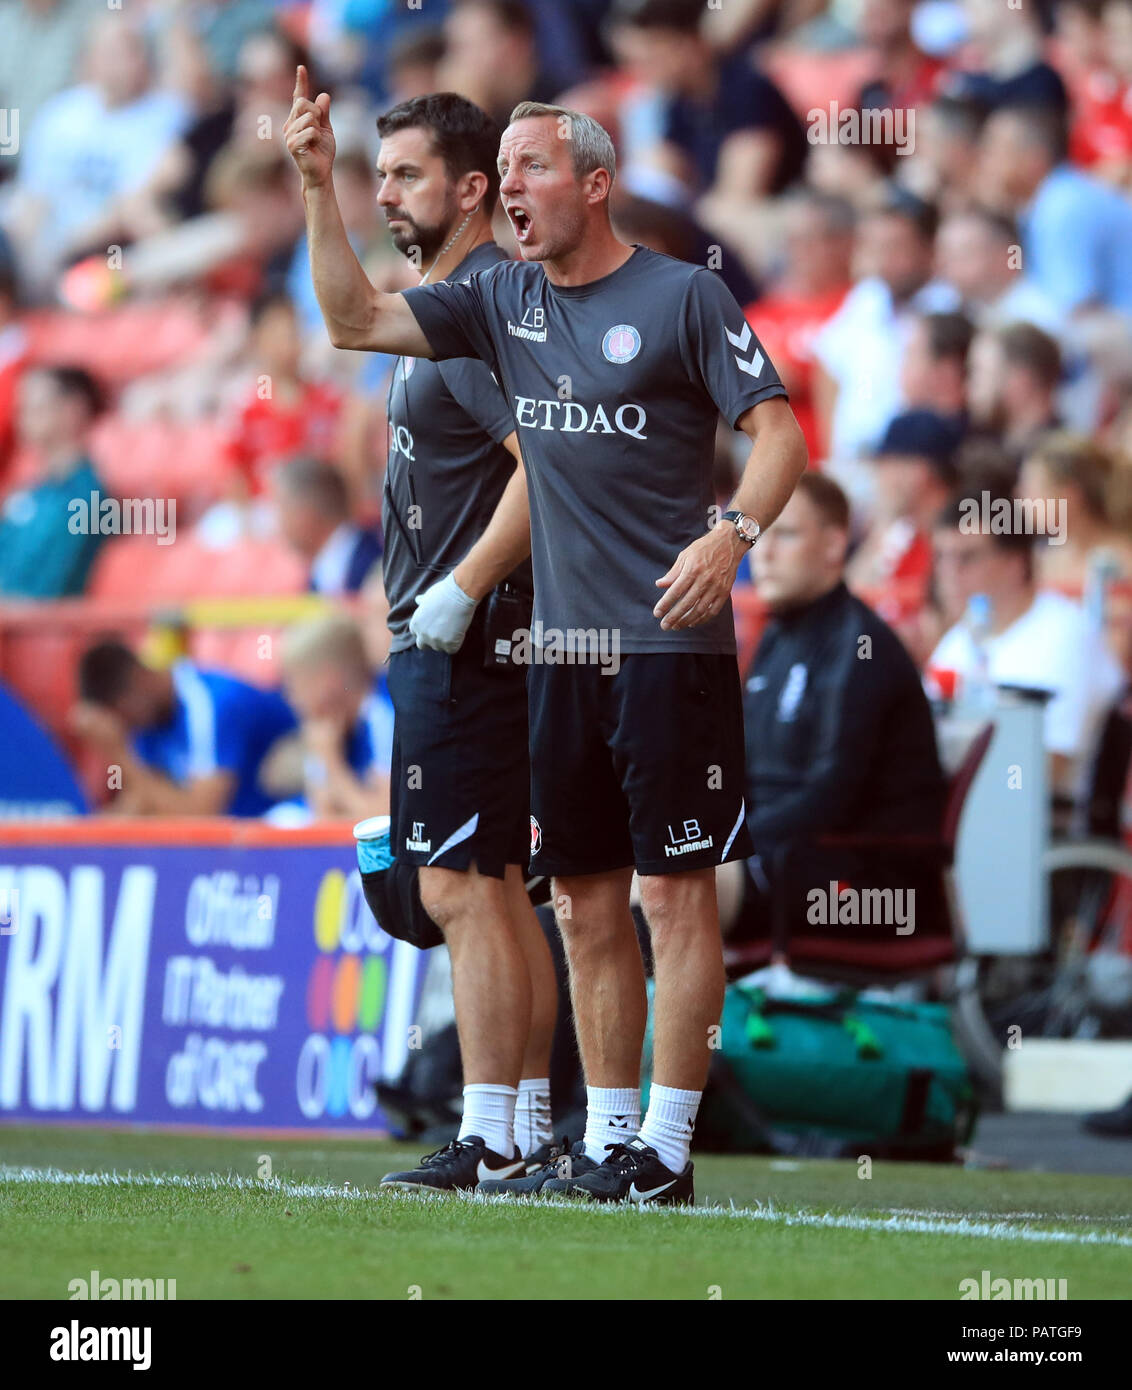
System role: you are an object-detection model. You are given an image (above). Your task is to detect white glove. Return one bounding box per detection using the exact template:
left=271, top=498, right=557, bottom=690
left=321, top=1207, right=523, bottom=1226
left=410, top=572, right=478, bottom=653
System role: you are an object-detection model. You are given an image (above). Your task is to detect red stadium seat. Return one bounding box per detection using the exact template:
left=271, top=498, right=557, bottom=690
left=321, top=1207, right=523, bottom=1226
left=88, top=533, right=307, bottom=602
left=150, top=536, right=220, bottom=599
left=23, top=301, right=216, bottom=384
left=86, top=535, right=164, bottom=600
left=169, top=421, right=234, bottom=504
left=724, top=725, right=996, bottom=983
left=763, top=46, right=875, bottom=120
left=732, top=584, right=770, bottom=677
left=89, top=415, right=233, bottom=513
left=202, top=540, right=308, bottom=597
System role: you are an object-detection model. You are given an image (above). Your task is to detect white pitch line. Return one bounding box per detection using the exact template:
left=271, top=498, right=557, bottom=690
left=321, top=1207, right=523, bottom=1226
left=0, top=1167, right=371, bottom=1201
left=3, top=1165, right=1130, bottom=1249
left=884, top=1206, right=1132, bottom=1224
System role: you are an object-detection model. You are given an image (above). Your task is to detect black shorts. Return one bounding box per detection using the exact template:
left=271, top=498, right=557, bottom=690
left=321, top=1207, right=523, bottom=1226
left=528, top=653, right=753, bottom=877
left=387, top=619, right=529, bottom=880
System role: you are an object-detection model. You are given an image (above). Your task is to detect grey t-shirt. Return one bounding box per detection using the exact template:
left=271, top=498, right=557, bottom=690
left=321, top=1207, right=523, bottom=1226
left=403, top=245, right=786, bottom=654
left=383, top=241, right=526, bottom=653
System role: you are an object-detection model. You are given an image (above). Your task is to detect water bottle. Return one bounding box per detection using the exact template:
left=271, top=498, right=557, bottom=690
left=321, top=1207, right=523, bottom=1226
left=964, top=593, right=996, bottom=713
left=1084, top=548, right=1119, bottom=631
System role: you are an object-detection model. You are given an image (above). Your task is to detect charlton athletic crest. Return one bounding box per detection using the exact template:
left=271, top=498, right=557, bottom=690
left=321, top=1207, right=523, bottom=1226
left=602, top=324, right=641, bottom=364
left=530, top=815, right=542, bottom=856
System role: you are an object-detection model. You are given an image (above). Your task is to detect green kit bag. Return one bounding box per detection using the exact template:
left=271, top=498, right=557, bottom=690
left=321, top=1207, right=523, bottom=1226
left=642, top=982, right=977, bottom=1158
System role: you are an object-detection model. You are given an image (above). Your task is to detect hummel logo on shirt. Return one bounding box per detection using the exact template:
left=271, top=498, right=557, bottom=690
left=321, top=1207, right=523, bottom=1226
left=507, top=306, right=547, bottom=341
left=725, top=321, right=765, bottom=378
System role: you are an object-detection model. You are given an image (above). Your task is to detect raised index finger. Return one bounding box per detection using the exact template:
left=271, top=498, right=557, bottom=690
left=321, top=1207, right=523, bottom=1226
left=293, top=64, right=309, bottom=104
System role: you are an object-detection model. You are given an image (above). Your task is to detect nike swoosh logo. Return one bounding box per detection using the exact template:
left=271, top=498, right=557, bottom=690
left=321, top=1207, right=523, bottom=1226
left=629, top=1179, right=677, bottom=1203
left=477, top=1157, right=524, bottom=1183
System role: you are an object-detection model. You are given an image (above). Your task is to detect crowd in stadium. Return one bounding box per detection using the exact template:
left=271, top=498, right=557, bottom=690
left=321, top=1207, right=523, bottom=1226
left=0, top=0, right=1131, bottom=831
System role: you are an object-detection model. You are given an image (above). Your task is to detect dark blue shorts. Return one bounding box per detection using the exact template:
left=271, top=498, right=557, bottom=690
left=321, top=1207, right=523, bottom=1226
left=527, top=652, right=753, bottom=878
left=387, top=621, right=529, bottom=880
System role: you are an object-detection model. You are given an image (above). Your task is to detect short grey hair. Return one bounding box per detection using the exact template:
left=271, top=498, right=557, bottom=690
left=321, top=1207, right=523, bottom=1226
left=282, top=613, right=368, bottom=675
left=508, top=101, right=616, bottom=185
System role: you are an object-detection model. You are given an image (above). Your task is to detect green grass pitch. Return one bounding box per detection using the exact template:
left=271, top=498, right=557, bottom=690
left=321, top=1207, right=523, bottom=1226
left=2, top=1125, right=1129, bottom=1300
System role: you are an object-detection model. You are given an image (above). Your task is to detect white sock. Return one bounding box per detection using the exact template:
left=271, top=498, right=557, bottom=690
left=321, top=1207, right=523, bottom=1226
left=639, top=1084, right=700, bottom=1173
left=458, top=1083, right=518, bottom=1159
left=583, top=1086, right=640, bottom=1164
left=515, top=1077, right=553, bottom=1157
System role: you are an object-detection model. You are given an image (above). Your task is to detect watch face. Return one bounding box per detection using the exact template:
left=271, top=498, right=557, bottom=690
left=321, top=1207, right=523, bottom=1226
left=738, top=516, right=760, bottom=543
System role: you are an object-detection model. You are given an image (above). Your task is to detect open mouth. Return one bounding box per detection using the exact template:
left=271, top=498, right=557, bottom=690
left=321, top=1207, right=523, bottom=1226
left=508, top=206, right=532, bottom=244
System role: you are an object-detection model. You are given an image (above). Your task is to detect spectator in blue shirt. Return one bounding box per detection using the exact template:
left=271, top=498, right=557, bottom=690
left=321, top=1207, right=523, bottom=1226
left=281, top=612, right=393, bottom=821
left=72, top=640, right=298, bottom=817
left=977, top=104, right=1132, bottom=318
left=0, top=366, right=106, bottom=600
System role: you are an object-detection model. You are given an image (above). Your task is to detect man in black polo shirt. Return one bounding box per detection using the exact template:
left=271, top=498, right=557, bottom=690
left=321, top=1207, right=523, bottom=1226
left=724, top=472, right=946, bottom=954
left=286, top=75, right=807, bottom=1204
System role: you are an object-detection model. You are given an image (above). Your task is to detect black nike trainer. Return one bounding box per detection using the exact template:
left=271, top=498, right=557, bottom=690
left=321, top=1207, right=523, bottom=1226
left=475, top=1138, right=597, bottom=1197
left=521, top=1137, right=560, bottom=1176
left=380, top=1135, right=524, bottom=1192
left=541, top=1135, right=694, bottom=1205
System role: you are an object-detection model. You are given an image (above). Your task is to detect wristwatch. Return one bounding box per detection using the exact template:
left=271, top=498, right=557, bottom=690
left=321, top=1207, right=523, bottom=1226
left=722, top=509, right=761, bottom=547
